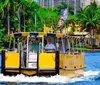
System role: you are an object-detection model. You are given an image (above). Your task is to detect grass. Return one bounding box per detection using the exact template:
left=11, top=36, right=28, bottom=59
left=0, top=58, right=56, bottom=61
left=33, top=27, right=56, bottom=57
left=71, top=47, right=88, bottom=51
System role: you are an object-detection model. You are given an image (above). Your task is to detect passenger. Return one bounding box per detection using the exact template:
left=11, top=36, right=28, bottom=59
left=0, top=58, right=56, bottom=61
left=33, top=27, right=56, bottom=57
left=12, top=48, right=17, bottom=52
left=65, top=49, right=71, bottom=54
left=45, top=38, right=56, bottom=52
left=73, top=50, right=79, bottom=54
left=32, top=38, right=40, bottom=53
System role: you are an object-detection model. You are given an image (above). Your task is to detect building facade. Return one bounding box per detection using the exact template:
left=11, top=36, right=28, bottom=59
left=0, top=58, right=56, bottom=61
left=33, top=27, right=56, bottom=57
left=81, top=0, right=94, bottom=8
left=38, top=0, right=54, bottom=8
left=37, top=0, right=99, bottom=13
left=38, top=0, right=82, bottom=8
left=81, top=0, right=100, bottom=8
left=38, top=0, right=83, bottom=14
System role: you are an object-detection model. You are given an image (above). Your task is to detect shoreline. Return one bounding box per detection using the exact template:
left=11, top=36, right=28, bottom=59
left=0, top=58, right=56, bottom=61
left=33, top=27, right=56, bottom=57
left=86, top=49, right=100, bottom=52
left=0, top=49, right=100, bottom=53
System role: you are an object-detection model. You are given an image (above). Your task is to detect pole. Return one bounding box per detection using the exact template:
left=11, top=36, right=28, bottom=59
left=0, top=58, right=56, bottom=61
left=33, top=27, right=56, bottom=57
left=26, top=36, right=29, bottom=67
left=18, top=5, right=21, bottom=32
left=79, top=41, right=82, bottom=53
left=34, top=9, right=36, bottom=31
left=71, top=40, right=74, bottom=54
left=8, top=4, right=10, bottom=34
left=66, top=8, right=69, bottom=34
left=61, top=38, right=65, bottom=53
left=42, top=36, right=44, bottom=53
left=24, top=6, right=25, bottom=32
left=24, top=14, right=25, bottom=32
left=67, top=39, right=70, bottom=53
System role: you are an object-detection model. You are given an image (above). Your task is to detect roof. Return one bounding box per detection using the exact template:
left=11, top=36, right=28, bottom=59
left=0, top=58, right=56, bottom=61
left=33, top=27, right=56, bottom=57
left=73, top=32, right=89, bottom=36
left=9, top=32, right=80, bottom=41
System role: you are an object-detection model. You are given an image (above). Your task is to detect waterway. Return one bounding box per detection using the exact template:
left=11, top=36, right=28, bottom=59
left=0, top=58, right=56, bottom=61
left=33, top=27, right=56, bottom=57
left=0, top=52, right=100, bottom=85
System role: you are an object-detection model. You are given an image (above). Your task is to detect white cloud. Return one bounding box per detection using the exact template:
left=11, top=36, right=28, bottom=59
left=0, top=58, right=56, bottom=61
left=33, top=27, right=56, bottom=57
left=34, top=0, right=38, bottom=2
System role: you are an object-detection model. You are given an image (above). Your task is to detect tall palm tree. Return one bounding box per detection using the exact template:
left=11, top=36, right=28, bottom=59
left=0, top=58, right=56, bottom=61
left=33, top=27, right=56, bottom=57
left=1, top=0, right=20, bottom=33
left=78, top=1, right=100, bottom=37
left=57, top=2, right=74, bottom=15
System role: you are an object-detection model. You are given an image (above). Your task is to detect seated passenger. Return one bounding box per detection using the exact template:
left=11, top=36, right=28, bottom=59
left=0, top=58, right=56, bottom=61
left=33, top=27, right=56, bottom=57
left=65, top=48, right=71, bottom=54
left=12, top=48, right=17, bottom=52
left=73, top=50, right=79, bottom=54
left=32, top=38, right=40, bottom=53
left=45, top=38, right=56, bottom=52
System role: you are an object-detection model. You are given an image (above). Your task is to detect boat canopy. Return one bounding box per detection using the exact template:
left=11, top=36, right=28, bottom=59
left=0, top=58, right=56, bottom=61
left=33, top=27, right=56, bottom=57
left=9, top=32, right=80, bottom=41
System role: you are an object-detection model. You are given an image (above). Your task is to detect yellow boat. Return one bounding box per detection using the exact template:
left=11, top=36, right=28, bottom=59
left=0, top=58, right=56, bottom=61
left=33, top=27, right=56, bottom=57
left=1, top=32, right=85, bottom=76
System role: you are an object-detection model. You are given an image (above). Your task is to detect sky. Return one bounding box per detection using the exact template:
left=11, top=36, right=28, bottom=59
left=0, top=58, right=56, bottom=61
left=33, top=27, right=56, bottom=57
left=34, top=0, right=38, bottom=2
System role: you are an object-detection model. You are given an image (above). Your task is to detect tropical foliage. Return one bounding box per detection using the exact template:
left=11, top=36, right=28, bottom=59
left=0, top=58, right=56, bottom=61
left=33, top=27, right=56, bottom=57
left=0, top=0, right=60, bottom=49
left=77, top=1, right=100, bottom=35
left=0, top=0, right=100, bottom=49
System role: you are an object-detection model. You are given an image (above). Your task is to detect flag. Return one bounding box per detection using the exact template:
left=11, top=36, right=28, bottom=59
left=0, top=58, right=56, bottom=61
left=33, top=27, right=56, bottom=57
left=61, top=8, right=68, bottom=20
left=43, top=24, right=53, bottom=32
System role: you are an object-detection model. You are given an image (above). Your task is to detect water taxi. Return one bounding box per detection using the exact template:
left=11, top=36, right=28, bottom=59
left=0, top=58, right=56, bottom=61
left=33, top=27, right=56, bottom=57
left=1, top=32, right=85, bottom=76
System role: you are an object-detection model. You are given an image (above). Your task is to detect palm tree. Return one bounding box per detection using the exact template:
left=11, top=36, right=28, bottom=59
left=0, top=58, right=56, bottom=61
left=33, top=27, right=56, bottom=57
left=68, top=14, right=78, bottom=33
left=57, top=2, right=74, bottom=15
left=78, top=1, right=100, bottom=37
left=1, top=0, right=21, bottom=33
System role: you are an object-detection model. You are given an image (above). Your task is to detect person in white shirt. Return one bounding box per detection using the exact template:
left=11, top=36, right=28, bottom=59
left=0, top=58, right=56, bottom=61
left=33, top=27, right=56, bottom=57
left=45, top=38, right=56, bottom=52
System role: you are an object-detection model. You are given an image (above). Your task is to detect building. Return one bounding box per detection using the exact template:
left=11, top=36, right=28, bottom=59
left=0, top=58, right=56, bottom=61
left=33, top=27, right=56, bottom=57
left=35, top=0, right=100, bottom=7
left=81, top=0, right=100, bottom=8
left=37, top=0, right=99, bottom=14
left=81, top=0, right=93, bottom=8
left=38, top=0, right=84, bottom=14
left=38, top=0, right=82, bottom=8
left=38, top=0, right=54, bottom=8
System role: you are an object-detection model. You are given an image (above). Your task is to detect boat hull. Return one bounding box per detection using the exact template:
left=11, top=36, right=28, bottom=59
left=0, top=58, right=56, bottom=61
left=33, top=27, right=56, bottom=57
left=1, top=50, right=85, bottom=76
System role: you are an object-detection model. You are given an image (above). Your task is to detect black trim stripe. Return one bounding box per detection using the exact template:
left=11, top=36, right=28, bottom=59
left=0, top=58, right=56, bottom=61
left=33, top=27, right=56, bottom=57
left=1, top=50, right=5, bottom=74
left=47, top=33, right=56, bottom=37
left=37, top=51, right=39, bottom=76
left=5, top=68, right=37, bottom=70
left=30, top=32, right=38, bottom=37
left=19, top=50, right=21, bottom=74
left=55, top=51, right=59, bottom=74
left=14, top=33, right=22, bottom=38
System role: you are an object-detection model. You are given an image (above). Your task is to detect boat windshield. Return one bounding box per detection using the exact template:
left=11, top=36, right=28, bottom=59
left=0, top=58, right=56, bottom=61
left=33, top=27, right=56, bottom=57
left=8, top=33, right=84, bottom=55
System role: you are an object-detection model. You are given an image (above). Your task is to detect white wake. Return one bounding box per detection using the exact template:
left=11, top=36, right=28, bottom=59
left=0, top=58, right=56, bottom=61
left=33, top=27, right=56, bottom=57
left=0, top=70, right=99, bottom=83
